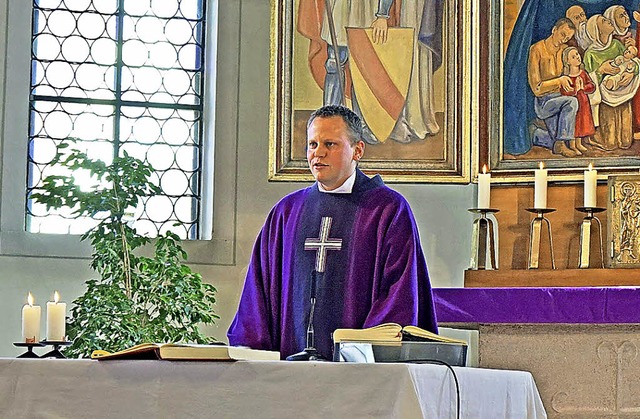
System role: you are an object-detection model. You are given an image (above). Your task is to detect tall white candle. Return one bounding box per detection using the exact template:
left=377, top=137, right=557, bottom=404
left=478, top=165, right=491, bottom=209
left=534, top=162, right=548, bottom=209
left=46, top=291, right=66, bottom=342
left=22, top=292, right=41, bottom=343
left=584, top=163, right=597, bottom=208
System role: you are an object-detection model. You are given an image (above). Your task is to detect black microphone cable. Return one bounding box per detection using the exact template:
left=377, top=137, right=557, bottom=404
left=406, top=359, right=461, bottom=419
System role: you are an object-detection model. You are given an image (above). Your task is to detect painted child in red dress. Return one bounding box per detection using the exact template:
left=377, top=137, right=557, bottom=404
left=560, top=46, right=595, bottom=155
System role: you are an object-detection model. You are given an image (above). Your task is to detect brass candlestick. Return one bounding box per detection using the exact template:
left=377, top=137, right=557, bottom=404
left=469, top=208, right=499, bottom=270
left=526, top=208, right=556, bottom=269
left=576, top=206, right=605, bottom=269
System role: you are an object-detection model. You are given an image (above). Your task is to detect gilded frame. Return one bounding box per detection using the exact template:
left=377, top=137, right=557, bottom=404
left=269, top=0, right=474, bottom=183
left=478, top=1, right=640, bottom=184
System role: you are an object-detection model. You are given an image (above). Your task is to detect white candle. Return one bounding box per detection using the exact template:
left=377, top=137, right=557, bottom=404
left=46, top=291, right=66, bottom=342
left=21, top=292, right=41, bottom=343
left=478, top=165, right=491, bottom=209
left=534, top=162, right=547, bottom=209
left=584, top=163, right=597, bottom=208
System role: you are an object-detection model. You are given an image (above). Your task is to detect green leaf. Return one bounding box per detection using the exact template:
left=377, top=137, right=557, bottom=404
left=30, top=138, right=218, bottom=358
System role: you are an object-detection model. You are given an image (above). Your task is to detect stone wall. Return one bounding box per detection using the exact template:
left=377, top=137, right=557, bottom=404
left=477, top=324, right=640, bottom=418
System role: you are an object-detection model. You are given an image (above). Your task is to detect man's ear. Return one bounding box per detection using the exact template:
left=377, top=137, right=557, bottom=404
left=353, top=140, right=365, bottom=161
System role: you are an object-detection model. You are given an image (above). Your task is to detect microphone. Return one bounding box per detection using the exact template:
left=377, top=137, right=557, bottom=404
left=306, top=270, right=317, bottom=350
left=286, top=270, right=326, bottom=361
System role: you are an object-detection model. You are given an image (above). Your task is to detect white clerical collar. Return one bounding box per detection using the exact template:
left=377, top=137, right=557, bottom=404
left=317, top=170, right=357, bottom=194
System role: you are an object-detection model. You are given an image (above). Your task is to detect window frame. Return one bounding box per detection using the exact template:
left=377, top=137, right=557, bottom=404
left=0, top=0, right=236, bottom=265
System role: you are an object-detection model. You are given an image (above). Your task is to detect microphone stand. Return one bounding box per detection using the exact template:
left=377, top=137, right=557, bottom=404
left=286, top=271, right=327, bottom=361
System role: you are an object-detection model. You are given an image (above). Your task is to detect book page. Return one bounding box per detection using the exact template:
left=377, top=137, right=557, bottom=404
left=332, top=323, right=403, bottom=343
left=159, top=344, right=280, bottom=361
left=402, top=326, right=467, bottom=345
left=92, top=344, right=280, bottom=361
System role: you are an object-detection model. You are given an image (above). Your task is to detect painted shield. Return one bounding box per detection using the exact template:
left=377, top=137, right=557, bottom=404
left=346, top=27, right=414, bottom=142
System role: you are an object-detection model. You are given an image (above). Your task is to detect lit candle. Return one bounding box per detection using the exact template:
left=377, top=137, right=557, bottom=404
left=584, top=163, right=597, bottom=208
left=534, top=162, right=547, bottom=209
left=46, top=291, right=66, bottom=342
left=478, top=164, right=491, bottom=209
left=21, top=292, right=41, bottom=343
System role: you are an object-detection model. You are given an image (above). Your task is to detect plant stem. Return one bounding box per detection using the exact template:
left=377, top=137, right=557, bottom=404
left=120, top=222, right=132, bottom=299
left=112, top=180, right=132, bottom=299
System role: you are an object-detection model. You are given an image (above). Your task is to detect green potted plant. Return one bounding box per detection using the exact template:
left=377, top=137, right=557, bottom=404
left=30, top=141, right=218, bottom=358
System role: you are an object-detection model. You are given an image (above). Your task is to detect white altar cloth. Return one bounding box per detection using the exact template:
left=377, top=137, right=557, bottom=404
left=0, top=359, right=546, bottom=418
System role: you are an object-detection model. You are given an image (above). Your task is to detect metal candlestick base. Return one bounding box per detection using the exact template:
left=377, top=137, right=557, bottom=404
left=13, top=342, right=45, bottom=358
left=576, top=207, right=606, bottom=269
left=526, top=208, right=556, bottom=269
left=40, top=340, right=73, bottom=358
left=468, top=208, right=499, bottom=270
left=286, top=347, right=327, bottom=361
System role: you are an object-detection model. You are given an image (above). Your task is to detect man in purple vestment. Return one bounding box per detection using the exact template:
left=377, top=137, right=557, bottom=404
left=227, top=105, right=437, bottom=360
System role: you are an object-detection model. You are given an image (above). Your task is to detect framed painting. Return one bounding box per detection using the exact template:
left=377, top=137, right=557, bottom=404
left=480, top=0, right=640, bottom=183
left=269, top=0, right=473, bottom=183
left=607, top=174, right=640, bottom=268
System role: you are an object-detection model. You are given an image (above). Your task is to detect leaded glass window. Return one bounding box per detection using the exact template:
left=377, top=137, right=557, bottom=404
left=26, top=0, right=207, bottom=240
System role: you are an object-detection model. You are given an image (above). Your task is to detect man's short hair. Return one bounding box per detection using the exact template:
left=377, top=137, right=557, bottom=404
left=553, top=17, right=576, bottom=32
left=307, top=105, right=363, bottom=144
left=566, top=5, right=584, bottom=18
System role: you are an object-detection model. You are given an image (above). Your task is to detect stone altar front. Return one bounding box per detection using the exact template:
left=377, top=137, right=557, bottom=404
left=434, top=287, right=640, bottom=418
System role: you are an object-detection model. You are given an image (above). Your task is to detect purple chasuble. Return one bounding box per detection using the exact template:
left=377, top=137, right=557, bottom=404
left=227, top=170, right=438, bottom=359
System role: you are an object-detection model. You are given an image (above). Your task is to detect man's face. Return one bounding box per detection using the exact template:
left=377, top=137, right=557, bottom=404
left=567, top=6, right=587, bottom=26
left=552, top=23, right=575, bottom=45
left=615, top=8, right=631, bottom=30
left=306, top=116, right=364, bottom=191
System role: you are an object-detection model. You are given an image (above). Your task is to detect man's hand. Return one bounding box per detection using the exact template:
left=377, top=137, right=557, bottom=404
left=625, top=37, right=636, bottom=48
left=371, top=17, right=389, bottom=44
left=599, top=60, right=621, bottom=76
left=558, top=75, right=574, bottom=91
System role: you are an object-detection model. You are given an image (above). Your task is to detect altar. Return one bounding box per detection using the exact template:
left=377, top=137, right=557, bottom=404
left=434, top=287, right=640, bottom=418
left=0, top=358, right=546, bottom=418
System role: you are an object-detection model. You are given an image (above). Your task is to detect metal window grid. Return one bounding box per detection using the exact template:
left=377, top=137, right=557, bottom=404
left=26, top=0, right=207, bottom=240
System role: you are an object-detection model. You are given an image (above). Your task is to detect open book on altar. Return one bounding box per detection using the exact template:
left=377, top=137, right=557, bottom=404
left=333, top=324, right=468, bottom=364
left=332, top=323, right=468, bottom=345
left=91, top=343, right=280, bottom=361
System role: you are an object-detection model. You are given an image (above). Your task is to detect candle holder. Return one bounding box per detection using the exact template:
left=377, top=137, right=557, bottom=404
left=13, top=342, right=45, bottom=358
left=576, top=207, right=606, bottom=269
left=526, top=208, right=556, bottom=269
left=468, top=208, right=500, bottom=270
left=40, top=340, right=73, bottom=359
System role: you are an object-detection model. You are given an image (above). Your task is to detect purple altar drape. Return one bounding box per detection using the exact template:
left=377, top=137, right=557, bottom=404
left=434, top=287, right=640, bottom=324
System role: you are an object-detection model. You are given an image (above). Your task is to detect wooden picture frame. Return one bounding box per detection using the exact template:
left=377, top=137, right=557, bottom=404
left=269, top=0, right=473, bottom=184
left=478, top=0, right=640, bottom=183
